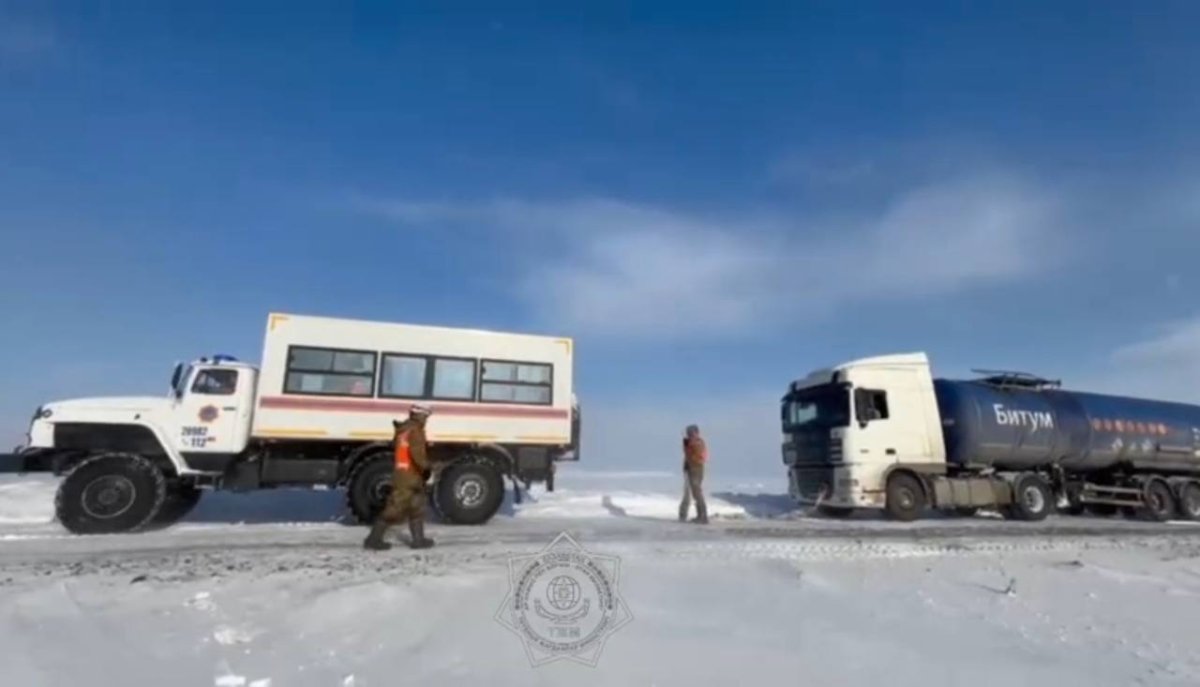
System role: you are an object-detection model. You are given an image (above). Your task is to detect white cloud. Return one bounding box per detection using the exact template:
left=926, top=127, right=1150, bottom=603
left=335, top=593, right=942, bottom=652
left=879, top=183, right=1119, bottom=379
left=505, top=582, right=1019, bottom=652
left=1102, top=317, right=1200, bottom=403
left=357, top=173, right=1062, bottom=341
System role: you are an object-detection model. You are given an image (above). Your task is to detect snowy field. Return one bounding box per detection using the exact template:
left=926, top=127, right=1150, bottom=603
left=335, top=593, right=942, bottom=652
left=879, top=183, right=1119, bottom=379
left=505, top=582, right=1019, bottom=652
left=3, top=470, right=1200, bottom=686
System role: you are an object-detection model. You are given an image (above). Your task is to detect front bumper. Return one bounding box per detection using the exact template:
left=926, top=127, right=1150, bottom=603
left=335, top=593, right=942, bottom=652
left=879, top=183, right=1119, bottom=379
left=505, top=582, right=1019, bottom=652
left=0, top=448, right=55, bottom=474
left=788, top=464, right=883, bottom=508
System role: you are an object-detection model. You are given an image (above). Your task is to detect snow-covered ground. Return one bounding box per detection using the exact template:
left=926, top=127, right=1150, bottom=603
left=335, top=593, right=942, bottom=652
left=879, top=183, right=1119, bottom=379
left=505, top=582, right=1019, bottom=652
left=3, top=470, right=1200, bottom=685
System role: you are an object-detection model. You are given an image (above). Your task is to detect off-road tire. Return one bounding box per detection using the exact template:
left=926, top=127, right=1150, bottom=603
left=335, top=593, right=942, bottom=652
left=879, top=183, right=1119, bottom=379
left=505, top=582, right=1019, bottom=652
left=435, top=460, right=505, bottom=525
left=154, top=483, right=202, bottom=525
left=1177, top=481, right=1200, bottom=521
left=1141, top=479, right=1176, bottom=522
left=55, top=453, right=167, bottom=535
left=345, top=453, right=394, bottom=524
left=885, top=472, right=925, bottom=522
left=1005, top=474, right=1052, bottom=522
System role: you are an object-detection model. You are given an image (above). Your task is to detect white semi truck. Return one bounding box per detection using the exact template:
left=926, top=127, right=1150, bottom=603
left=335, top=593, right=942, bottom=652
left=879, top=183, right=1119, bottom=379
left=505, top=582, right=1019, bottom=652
left=783, top=352, right=1200, bottom=522
left=2, top=313, right=580, bottom=534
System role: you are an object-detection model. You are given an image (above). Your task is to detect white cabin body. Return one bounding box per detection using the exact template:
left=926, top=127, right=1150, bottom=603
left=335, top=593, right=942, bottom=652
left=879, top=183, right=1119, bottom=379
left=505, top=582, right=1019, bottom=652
left=253, top=313, right=575, bottom=447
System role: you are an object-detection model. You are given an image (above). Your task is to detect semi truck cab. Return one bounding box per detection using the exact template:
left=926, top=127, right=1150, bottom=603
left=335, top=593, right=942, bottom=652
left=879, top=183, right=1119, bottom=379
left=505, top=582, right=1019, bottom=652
left=782, top=353, right=946, bottom=512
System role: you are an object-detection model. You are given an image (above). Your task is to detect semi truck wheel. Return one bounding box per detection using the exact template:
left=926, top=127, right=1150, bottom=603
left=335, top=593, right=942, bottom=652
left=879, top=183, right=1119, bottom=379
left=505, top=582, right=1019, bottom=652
left=1005, top=474, right=1052, bottom=521
left=154, top=483, right=202, bottom=526
left=1177, top=482, right=1200, bottom=521
left=435, top=461, right=505, bottom=525
left=346, top=454, right=393, bottom=524
left=884, top=473, right=925, bottom=522
left=55, top=453, right=167, bottom=535
left=1141, top=479, right=1176, bottom=522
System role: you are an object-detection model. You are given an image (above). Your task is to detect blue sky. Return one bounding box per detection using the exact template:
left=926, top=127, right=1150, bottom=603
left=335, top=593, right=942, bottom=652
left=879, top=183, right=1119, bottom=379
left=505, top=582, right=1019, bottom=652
left=3, top=2, right=1200, bottom=476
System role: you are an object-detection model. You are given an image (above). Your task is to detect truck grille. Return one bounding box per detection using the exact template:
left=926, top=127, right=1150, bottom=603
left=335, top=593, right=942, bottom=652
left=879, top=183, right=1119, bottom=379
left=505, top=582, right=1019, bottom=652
left=792, top=467, right=836, bottom=501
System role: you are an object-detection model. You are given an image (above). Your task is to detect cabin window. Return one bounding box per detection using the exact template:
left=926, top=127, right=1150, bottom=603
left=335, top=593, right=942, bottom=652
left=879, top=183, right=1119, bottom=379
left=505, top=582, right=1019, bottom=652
left=380, top=355, right=427, bottom=398
left=432, top=358, right=476, bottom=400
left=380, top=354, right=478, bottom=401
left=284, top=346, right=377, bottom=397
left=854, top=388, right=890, bottom=423
left=480, top=360, right=553, bottom=405
left=192, top=369, right=238, bottom=396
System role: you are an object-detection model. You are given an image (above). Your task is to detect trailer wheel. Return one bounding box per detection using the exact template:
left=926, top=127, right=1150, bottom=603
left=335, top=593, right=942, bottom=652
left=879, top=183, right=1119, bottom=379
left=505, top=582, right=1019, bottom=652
left=1177, top=482, right=1200, bottom=521
left=435, top=461, right=505, bottom=525
left=1006, top=474, right=1052, bottom=522
left=55, top=453, right=166, bottom=535
left=885, top=472, right=925, bottom=522
left=346, top=454, right=394, bottom=524
left=154, top=483, right=202, bottom=526
left=1141, top=479, right=1176, bottom=522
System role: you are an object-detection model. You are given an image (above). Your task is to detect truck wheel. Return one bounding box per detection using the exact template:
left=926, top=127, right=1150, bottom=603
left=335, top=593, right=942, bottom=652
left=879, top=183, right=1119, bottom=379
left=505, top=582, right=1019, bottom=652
left=435, top=461, right=505, bottom=525
left=885, top=473, right=925, bottom=522
left=1141, top=479, right=1176, bottom=522
left=154, top=483, right=202, bottom=525
left=346, top=454, right=393, bottom=524
left=1178, top=482, right=1200, bottom=521
left=1006, top=474, right=1052, bottom=521
left=55, top=453, right=166, bottom=535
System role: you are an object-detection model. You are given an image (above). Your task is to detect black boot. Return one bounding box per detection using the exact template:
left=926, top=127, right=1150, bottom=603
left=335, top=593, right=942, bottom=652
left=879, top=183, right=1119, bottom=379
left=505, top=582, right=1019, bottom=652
left=363, top=521, right=392, bottom=551
left=408, top=518, right=435, bottom=549
left=693, top=501, right=709, bottom=525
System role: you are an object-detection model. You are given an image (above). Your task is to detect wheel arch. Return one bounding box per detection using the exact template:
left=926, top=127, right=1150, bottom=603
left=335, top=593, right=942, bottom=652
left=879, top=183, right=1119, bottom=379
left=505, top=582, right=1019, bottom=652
left=881, top=464, right=935, bottom=502
left=50, top=422, right=183, bottom=477
left=339, top=441, right=392, bottom=484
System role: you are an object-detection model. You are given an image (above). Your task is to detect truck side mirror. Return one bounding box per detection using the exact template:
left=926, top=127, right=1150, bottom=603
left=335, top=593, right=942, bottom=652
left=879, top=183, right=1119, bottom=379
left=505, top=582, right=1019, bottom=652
left=170, top=363, right=184, bottom=398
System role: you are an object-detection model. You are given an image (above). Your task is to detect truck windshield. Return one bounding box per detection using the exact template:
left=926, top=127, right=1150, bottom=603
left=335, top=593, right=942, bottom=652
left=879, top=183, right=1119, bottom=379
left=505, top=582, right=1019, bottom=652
left=783, top=384, right=850, bottom=430
left=172, top=364, right=193, bottom=398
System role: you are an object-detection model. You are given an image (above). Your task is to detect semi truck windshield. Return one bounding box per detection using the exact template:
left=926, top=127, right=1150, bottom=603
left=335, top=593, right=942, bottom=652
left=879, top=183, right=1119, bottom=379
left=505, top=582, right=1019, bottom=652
left=783, top=385, right=850, bottom=430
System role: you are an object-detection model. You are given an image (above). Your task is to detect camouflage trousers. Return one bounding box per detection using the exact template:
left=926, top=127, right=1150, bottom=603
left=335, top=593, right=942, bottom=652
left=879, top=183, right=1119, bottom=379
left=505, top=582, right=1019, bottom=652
left=679, top=463, right=707, bottom=521
left=378, top=470, right=427, bottom=526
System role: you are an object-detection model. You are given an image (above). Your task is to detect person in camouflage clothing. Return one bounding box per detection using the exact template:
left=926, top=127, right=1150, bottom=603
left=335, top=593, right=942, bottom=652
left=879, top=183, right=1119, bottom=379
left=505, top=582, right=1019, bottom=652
left=363, top=404, right=435, bottom=551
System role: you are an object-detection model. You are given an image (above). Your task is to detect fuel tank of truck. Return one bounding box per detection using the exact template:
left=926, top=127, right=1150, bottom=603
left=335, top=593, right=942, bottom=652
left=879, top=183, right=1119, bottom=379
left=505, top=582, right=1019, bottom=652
left=933, top=378, right=1200, bottom=474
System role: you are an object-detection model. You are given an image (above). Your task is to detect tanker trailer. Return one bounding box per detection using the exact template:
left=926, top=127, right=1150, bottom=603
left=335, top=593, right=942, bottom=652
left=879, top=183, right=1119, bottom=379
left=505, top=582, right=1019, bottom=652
left=782, top=352, right=1200, bottom=522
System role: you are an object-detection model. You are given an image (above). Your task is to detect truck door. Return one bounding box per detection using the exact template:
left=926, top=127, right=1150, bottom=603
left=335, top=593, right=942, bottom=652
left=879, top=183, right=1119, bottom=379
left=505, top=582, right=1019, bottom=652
left=175, top=366, right=252, bottom=461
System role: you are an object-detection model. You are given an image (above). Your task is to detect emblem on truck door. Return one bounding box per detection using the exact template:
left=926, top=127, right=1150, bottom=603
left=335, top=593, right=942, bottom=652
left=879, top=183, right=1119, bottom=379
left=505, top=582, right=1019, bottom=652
left=198, top=405, right=220, bottom=423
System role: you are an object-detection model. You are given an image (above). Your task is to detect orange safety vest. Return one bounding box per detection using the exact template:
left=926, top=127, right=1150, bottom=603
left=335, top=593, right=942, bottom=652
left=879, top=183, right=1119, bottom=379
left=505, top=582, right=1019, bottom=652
left=394, top=430, right=413, bottom=471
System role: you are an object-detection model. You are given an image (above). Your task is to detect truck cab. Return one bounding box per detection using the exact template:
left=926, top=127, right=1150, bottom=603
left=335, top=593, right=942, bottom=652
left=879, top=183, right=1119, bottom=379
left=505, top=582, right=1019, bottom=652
left=782, top=353, right=947, bottom=512
left=21, top=356, right=257, bottom=477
